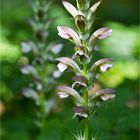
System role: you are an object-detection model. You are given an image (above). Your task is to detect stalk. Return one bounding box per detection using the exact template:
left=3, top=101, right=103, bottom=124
left=56, top=0, right=115, bottom=139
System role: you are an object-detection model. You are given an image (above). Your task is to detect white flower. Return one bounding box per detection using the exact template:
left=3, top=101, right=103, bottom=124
left=21, top=41, right=31, bottom=53
left=100, top=64, right=113, bottom=72
left=93, top=27, right=112, bottom=39
left=75, top=112, right=88, bottom=118
left=53, top=70, right=62, bottom=78
left=58, top=92, right=69, bottom=98
left=57, top=62, right=68, bottom=72
left=51, top=44, right=63, bottom=54
left=101, top=94, right=116, bottom=101
left=57, top=26, right=81, bottom=45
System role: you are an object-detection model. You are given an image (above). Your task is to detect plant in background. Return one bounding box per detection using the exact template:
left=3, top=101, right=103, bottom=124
left=56, top=0, right=116, bottom=139
left=19, top=0, right=62, bottom=138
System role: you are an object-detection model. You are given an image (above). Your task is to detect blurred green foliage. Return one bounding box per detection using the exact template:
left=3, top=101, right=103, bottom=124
left=0, top=0, right=139, bottom=140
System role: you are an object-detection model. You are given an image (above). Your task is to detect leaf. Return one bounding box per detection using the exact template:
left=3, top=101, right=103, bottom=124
left=89, top=1, right=101, bottom=13
left=56, top=57, right=81, bottom=73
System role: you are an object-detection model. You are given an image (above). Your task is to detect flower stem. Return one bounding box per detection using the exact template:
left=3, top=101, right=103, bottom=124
left=83, top=64, right=89, bottom=140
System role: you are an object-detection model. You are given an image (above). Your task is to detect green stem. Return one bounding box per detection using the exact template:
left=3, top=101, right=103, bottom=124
left=84, top=120, right=89, bottom=140
left=83, top=64, right=89, bottom=140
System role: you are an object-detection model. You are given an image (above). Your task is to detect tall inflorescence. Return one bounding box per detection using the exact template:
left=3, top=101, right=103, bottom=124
left=20, top=0, right=63, bottom=136
left=56, top=0, right=116, bottom=139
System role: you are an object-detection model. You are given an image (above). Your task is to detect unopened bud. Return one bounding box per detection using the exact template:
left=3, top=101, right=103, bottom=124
left=75, top=15, right=86, bottom=33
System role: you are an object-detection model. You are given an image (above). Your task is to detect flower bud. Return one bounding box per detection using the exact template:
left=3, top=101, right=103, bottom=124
left=75, top=15, right=86, bottom=33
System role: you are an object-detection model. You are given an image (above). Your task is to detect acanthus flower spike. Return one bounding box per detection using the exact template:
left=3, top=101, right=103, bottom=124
left=56, top=0, right=116, bottom=139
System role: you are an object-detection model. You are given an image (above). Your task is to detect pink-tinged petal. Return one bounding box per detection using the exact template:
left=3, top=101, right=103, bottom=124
left=62, top=0, right=78, bottom=17
left=91, top=88, right=116, bottom=101
left=93, top=27, right=112, bottom=39
left=57, top=26, right=70, bottom=39
left=100, top=64, right=113, bottom=72
left=57, top=62, right=68, bottom=72
left=91, top=58, right=112, bottom=72
left=57, top=26, right=81, bottom=45
left=95, top=58, right=112, bottom=66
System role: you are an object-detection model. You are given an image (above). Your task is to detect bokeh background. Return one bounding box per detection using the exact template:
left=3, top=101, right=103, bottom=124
left=0, top=0, right=139, bottom=140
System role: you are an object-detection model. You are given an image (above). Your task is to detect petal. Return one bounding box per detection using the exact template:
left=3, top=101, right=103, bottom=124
left=95, top=58, right=112, bottom=66
left=53, top=70, right=62, bottom=78
left=51, top=44, right=63, bottom=54
left=100, top=64, right=113, bottom=72
left=72, top=81, right=87, bottom=88
left=57, top=26, right=81, bottom=45
left=21, top=41, right=31, bottom=53
left=101, top=94, right=116, bottom=101
left=93, top=27, right=112, bottom=39
left=56, top=57, right=81, bottom=73
left=58, top=92, right=69, bottom=98
left=91, top=58, right=112, bottom=72
left=75, top=112, right=88, bottom=118
left=72, top=75, right=86, bottom=82
left=57, top=62, right=68, bottom=72
left=57, top=86, right=83, bottom=104
left=62, top=0, right=78, bottom=17
left=91, top=88, right=116, bottom=101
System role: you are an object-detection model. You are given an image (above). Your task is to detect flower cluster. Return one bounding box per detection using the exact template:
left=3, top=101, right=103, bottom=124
left=56, top=0, right=115, bottom=121
left=20, top=0, right=62, bottom=129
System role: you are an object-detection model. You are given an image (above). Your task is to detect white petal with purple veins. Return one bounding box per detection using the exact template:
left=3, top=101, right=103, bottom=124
left=57, top=62, right=68, bottom=72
